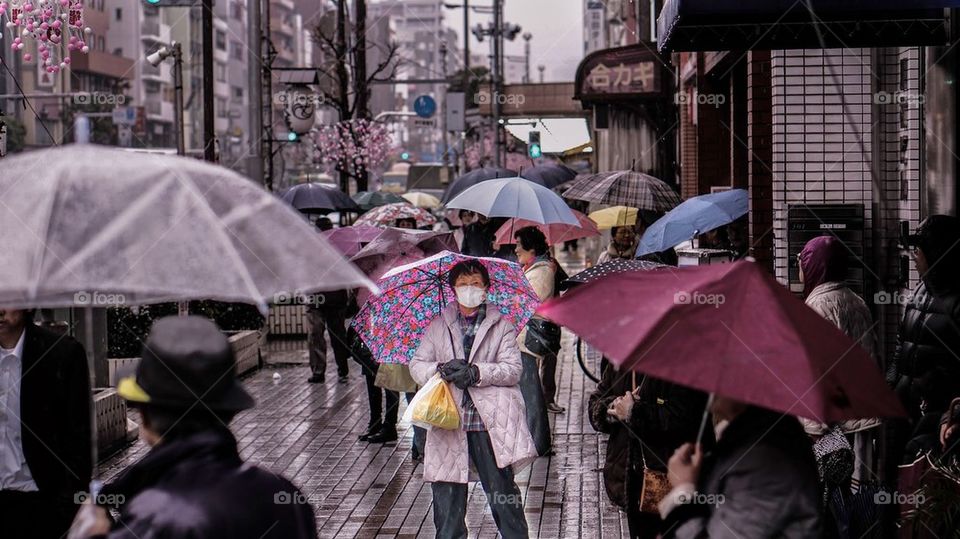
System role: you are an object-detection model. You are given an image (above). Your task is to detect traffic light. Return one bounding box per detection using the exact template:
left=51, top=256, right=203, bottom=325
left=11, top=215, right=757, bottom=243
left=287, top=132, right=298, bottom=142
left=400, top=151, right=411, bottom=161
left=528, top=130, right=542, bottom=159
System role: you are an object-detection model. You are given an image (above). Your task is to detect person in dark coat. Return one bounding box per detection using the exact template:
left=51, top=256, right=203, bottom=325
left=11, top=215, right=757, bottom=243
left=0, top=308, right=92, bottom=539
left=887, top=215, right=960, bottom=473
left=68, top=316, right=317, bottom=539
left=306, top=289, right=353, bottom=384
left=661, top=397, right=822, bottom=538
left=460, top=213, right=495, bottom=257
left=588, top=365, right=707, bottom=539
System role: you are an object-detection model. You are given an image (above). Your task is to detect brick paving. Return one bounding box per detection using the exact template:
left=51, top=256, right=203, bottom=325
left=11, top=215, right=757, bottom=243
left=97, top=249, right=629, bottom=538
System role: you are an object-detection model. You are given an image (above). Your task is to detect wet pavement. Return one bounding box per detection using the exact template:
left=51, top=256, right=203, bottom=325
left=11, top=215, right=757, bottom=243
left=97, top=247, right=629, bottom=538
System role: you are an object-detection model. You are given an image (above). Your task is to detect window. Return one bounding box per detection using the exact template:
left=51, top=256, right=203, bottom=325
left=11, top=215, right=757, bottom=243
left=232, top=86, right=243, bottom=99
left=216, top=97, right=228, bottom=117
left=231, top=41, right=244, bottom=61
left=215, top=62, right=227, bottom=82
left=113, top=47, right=123, bottom=57
left=231, top=1, right=244, bottom=19
left=215, top=30, right=227, bottom=51
left=99, top=36, right=105, bottom=52
left=115, top=8, right=122, bottom=20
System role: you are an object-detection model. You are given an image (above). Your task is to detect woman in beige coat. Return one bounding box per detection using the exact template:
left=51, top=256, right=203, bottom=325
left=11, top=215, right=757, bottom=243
left=409, top=259, right=537, bottom=538
left=514, top=226, right=559, bottom=456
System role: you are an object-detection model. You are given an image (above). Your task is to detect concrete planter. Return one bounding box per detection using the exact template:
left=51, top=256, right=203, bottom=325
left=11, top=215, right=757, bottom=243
left=93, top=388, right=128, bottom=455
left=266, top=305, right=307, bottom=337
left=107, top=330, right=263, bottom=385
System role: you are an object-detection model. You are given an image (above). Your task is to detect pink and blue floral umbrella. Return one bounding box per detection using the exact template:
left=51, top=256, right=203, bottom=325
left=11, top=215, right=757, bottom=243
left=352, top=251, right=540, bottom=364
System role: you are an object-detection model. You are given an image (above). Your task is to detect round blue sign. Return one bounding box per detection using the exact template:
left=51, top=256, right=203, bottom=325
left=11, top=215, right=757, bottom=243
left=413, top=95, right=437, bottom=118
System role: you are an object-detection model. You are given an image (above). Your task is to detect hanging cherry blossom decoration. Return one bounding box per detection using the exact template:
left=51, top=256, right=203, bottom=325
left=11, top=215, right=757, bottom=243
left=312, top=119, right=393, bottom=182
left=1, top=0, right=89, bottom=75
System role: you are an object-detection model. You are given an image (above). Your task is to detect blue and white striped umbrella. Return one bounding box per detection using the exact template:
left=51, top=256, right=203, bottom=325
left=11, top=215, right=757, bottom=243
left=445, top=176, right=579, bottom=225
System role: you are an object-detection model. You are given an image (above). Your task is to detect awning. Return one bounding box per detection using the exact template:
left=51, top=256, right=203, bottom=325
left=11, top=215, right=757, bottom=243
left=276, top=69, right=321, bottom=85
left=658, top=0, right=956, bottom=53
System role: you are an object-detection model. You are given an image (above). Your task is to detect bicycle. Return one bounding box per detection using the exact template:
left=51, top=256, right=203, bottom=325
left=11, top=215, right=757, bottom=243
left=575, top=335, right=604, bottom=383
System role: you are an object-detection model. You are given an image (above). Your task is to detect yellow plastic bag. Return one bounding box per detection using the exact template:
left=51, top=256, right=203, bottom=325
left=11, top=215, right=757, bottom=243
left=403, top=373, right=460, bottom=430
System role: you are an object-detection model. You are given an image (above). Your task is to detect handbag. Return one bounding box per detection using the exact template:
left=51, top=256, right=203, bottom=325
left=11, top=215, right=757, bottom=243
left=632, top=373, right=671, bottom=514
left=524, top=317, right=561, bottom=356
left=374, top=363, right=419, bottom=393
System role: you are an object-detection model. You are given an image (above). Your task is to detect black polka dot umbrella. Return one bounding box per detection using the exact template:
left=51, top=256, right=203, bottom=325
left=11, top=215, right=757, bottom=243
left=561, top=259, right=666, bottom=291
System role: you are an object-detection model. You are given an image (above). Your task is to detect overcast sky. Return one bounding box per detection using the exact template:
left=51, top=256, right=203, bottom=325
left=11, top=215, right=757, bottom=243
left=448, top=0, right=584, bottom=82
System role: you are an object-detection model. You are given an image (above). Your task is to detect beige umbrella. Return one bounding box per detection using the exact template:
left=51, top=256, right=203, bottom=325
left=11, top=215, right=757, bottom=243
left=401, top=191, right=441, bottom=209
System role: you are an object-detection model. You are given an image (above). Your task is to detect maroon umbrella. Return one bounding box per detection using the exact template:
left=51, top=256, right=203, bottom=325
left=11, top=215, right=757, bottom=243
left=350, top=228, right=459, bottom=306
left=321, top=225, right=381, bottom=257
left=538, top=261, right=905, bottom=423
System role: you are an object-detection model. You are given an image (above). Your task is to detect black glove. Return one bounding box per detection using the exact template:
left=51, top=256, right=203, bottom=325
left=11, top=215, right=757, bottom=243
left=446, top=363, right=480, bottom=390
left=439, top=359, right=469, bottom=381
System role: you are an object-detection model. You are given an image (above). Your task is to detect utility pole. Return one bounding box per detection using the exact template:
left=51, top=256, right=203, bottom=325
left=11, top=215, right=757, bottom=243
left=202, top=0, right=215, bottom=161
left=492, top=0, right=501, bottom=168
left=354, top=0, right=370, bottom=192
left=522, top=32, right=532, bottom=83
left=538, top=64, right=545, bottom=83
left=262, top=0, right=275, bottom=190
left=247, top=0, right=264, bottom=185
left=463, top=0, right=470, bottom=88
left=440, top=41, right=449, bottom=169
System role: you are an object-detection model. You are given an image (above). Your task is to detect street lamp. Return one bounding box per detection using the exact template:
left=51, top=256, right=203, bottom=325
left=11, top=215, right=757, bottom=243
left=146, top=43, right=185, bottom=156
left=522, top=33, right=532, bottom=84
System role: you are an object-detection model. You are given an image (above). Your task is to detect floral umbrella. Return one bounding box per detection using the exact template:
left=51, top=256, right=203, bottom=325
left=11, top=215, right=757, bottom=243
left=352, top=251, right=539, bottom=364
left=353, top=202, right=437, bottom=228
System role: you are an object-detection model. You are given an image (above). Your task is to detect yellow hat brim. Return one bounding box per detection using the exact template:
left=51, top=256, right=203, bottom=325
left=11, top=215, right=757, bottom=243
left=117, top=376, right=151, bottom=403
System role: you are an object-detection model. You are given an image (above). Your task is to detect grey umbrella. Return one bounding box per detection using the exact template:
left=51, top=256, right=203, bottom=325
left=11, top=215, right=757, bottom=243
left=0, top=145, right=375, bottom=313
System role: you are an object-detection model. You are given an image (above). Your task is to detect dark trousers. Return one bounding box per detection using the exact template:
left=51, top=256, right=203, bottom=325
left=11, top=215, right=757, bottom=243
left=540, top=351, right=559, bottom=405
left=0, top=490, right=75, bottom=539
left=519, top=352, right=552, bottom=456
left=307, top=308, right=350, bottom=377
left=404, top=392, right=427, bottom=459
left=362, top=371, right=400, bottom=430
left=431, top=431, right=529, bottom=539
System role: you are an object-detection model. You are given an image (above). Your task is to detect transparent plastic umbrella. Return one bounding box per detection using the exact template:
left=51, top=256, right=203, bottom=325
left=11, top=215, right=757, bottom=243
left=0, top=145, right=375, bottom=313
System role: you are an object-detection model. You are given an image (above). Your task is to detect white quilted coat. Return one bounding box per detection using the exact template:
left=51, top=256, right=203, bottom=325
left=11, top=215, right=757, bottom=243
left=409, top=303, right=538, bottom=484
left=516, top=259, right=556, bottom=358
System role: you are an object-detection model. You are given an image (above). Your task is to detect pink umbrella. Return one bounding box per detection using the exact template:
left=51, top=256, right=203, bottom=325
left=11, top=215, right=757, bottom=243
left=354, top=202, right=437, bottom=228
left=321, top=225, right=381, bottom=257
left=538, top=261, right=905, bottom=423
left=350, top=228, right=459, bottom=306
left=493, top=209, right=599, bottom=247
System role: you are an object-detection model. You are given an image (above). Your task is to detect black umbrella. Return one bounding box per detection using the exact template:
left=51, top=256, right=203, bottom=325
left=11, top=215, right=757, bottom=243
left=521, top=164, right=578, bottom=189
left=352, top=191, right=406, bottom=211
left=441, top=166, right=516, bottom=204
left=560, top=259, right=666, bottom=291
left=279, top=183, right=360, bottom=214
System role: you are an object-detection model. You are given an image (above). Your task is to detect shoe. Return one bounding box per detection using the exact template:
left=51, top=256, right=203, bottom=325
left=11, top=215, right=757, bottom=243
left=546, top=403, right=566, bottom=414
left=358, top=423, right=382, bottom=442
left=366, top=426, right=398, bottom=444
left=307, top=374, right=324, bottom=384
left=338, top=375, right=349, bottom=384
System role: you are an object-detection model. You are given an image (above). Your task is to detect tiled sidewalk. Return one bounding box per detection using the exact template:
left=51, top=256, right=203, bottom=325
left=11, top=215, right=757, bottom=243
left=98, top=250, right=630, bottom=538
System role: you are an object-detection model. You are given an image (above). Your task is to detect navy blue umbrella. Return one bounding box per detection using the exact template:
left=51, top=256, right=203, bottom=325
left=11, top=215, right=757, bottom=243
left=520, top=164, right=578, bottom=189
left=637, top=189, right=748, bottom=256
left=441, top=166, right=516, bottom=204
left=280, top=183, right=360, bottom=214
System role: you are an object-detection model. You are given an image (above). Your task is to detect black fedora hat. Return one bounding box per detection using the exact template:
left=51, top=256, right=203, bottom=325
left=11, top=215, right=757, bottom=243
left=117, top=316, right=255, bottom=412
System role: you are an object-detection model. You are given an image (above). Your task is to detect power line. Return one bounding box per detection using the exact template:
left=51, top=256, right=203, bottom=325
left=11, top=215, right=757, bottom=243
left=0, top=54, right=58, bottom=146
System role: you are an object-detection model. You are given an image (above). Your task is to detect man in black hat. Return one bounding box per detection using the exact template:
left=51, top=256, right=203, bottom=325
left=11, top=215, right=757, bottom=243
left=69, top=316, right=318, bottom=539
left=0, top=308, right=92, bottom=539
left=888, top=215, right=960, bottom=471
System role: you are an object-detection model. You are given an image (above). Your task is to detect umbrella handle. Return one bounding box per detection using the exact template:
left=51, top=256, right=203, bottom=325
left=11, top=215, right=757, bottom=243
left=696, top=393, right=715, bottom=446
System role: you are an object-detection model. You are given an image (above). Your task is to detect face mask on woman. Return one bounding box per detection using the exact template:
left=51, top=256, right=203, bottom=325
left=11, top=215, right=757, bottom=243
left=455, top=285, right=487, bottom=308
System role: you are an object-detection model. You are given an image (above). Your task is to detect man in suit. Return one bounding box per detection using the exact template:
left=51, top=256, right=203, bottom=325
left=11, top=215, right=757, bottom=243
left=0, top=308, right=92, bottom=538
